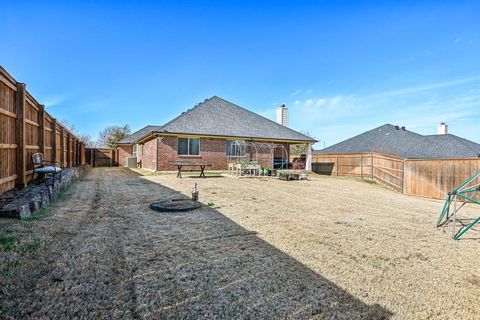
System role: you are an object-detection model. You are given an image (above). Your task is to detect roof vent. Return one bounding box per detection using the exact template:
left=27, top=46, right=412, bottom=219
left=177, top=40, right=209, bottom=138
left=401, top=126, right=406, bottom=131
left=394, top=125, right=400, bottom=130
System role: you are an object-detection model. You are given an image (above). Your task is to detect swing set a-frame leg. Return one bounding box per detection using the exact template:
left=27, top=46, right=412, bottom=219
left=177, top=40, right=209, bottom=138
left=437, top=194, right=452, bottom=227
left=437, top=171, right=480, bottom=240
left=454, top=215, right=480, bottom=240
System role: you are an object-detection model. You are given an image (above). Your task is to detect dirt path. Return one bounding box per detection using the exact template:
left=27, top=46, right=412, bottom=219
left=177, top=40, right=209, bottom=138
left=0, top=168, right=390, bottom=319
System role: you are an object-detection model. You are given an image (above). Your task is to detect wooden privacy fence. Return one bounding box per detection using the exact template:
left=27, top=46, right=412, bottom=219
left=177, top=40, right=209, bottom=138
left=311, top=153, right=404, bottom=192
left=86, top=148, right=118, bottom=167
left=404, top=158, right=480, bottom=200
left=0, top=66, right=86, bottom=194
left=311, top=152, right=480, bottom=199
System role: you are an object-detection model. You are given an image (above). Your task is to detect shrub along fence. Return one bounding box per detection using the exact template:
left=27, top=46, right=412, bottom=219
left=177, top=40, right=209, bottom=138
left=309, top=152, right=480, bottom=200
left=0, top=66, right=86, bottom=194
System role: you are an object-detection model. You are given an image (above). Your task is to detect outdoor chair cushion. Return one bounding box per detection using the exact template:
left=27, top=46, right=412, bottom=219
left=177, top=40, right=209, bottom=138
left=35, top=166, right=62, bottom=174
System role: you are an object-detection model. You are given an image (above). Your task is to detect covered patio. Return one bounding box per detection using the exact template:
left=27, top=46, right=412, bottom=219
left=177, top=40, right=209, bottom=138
left=226, top=140, right=312, bottom=177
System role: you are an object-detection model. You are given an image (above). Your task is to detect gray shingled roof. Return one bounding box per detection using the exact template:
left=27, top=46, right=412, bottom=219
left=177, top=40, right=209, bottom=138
left=118, top=96, right=316, bottom=144
left=315, top=124, right=480, bottom=159
left=117, top=125, right=162, bottom=144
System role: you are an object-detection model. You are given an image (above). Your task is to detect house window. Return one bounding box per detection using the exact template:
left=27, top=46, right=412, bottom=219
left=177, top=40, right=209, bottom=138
left=226, top=140, right=245, bottom=157
left=178, top=138, right=200, bottom=156
left=133, top=144, right=138, bottom=157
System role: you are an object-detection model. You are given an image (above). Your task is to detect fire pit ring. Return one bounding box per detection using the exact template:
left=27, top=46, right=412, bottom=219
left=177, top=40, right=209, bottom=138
left=150, top=198, right=201, bottom=212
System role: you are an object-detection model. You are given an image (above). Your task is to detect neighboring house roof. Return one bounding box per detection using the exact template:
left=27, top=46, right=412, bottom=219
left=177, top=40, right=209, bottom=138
left=118, top=96, right=316, bottom=144
left=315, top=124, right=480, bottom=159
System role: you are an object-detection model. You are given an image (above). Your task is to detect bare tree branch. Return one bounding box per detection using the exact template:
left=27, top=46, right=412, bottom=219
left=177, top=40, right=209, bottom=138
left=97, top=125, right=131, bottom=148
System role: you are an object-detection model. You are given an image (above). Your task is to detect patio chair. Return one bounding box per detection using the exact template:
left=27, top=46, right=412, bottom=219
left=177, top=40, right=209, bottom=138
left=32, top=153, right=63, bottom=188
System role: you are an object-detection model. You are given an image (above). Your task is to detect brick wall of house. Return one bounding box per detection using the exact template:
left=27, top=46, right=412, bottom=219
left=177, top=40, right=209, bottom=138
left=157, top=136, right=228, bottom=171
left=117, top=145, right=133, bottom=166
left=122, top=138, right=291, bottom=171
left=152, top=136, right=291, bottom=171
left=141, top=138, right=158, bottom=171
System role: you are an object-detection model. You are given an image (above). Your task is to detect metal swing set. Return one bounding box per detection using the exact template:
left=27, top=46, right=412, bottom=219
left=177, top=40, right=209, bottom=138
left=437, top=171, right=480, bottom=240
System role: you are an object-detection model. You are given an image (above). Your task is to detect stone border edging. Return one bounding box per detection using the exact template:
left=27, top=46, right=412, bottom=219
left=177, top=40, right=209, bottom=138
left=0, top=166, right=87, bottom=219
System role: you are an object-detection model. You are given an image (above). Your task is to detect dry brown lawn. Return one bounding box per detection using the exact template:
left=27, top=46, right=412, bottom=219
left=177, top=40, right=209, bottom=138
left=0, top=167, right=479, bottom=319
left=144, top=170, right=480, bottom=320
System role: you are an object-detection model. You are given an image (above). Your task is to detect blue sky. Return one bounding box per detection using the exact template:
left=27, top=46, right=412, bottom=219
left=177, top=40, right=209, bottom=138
left=1, top=0, right=479, bottom=148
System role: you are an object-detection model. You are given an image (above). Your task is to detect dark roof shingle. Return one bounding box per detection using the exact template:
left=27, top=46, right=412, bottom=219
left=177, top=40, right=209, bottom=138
left=315, top=124, right=480, bottom=159
left=117, top=125, right=162, bottom=144
left=118, top=96, right=316, bottom=144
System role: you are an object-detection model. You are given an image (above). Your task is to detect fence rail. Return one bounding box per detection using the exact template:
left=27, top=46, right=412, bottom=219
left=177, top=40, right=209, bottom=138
left=0, top=66, right=86, bottom=194
left=309, top=152, right=480, bottom=199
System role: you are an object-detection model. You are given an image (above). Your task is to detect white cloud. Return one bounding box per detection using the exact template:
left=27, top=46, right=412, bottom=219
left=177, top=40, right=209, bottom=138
left=290, top=89, right=302, bottom=97
left=391, top=93, right=480, bottom=130
left=294, top=95, right=351, bottom=112
left=304, top=99, right=314, bottom=106
left=43, top=94, right=70, bottom=108
left=330, top=96, right=343, bottom=105
left=275, top=76, right=480, bottom=148
left=363, top=75, right=480, bottom=99
left=315, top=98, right=327, bottom=107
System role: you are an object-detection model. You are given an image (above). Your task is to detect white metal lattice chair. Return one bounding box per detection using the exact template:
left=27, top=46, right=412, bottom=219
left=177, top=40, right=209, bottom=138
left=32, top=153, right=63, bottom=188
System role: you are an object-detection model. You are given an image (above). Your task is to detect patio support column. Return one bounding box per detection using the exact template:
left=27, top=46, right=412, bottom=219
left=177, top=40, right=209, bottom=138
left=306, top=143, right=312, bottom=171
left=156, top=137, right=160, bottom=172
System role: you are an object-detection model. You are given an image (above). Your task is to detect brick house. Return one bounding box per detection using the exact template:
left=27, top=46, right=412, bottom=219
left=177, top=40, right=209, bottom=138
left=116, top=96, right=316, bottom=171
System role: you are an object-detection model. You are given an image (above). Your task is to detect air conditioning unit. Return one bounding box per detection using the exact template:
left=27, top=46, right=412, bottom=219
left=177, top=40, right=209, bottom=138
left=126, top=156, right=137, bottom=168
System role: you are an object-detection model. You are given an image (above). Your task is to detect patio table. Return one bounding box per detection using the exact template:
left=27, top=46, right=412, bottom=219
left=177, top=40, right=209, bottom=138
left=171, top=162, right=211, bottom=178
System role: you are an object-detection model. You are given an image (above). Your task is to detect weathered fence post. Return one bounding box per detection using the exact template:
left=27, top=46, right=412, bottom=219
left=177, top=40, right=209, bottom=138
left=360, top=153, right=363, bottom=178
left=52, top=119, right=58, bottom=161
left=79, top=142, right=83, bottom=165
left=72, top=138, right=76, bottom=166
left=39, top=104, right=46, bottom=156
left=76, top=139, right=78, bottom=166
left=67, top=134, right=71, bottom=167
left=76, top=140, right=80, bottom=165
left=371, top=154, right=374, bottom=179
left=60, top=126, right=65, bottom=166
left=336, top=155, right=339, bottom=176
left=15, top=83, right=27, bottom=188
